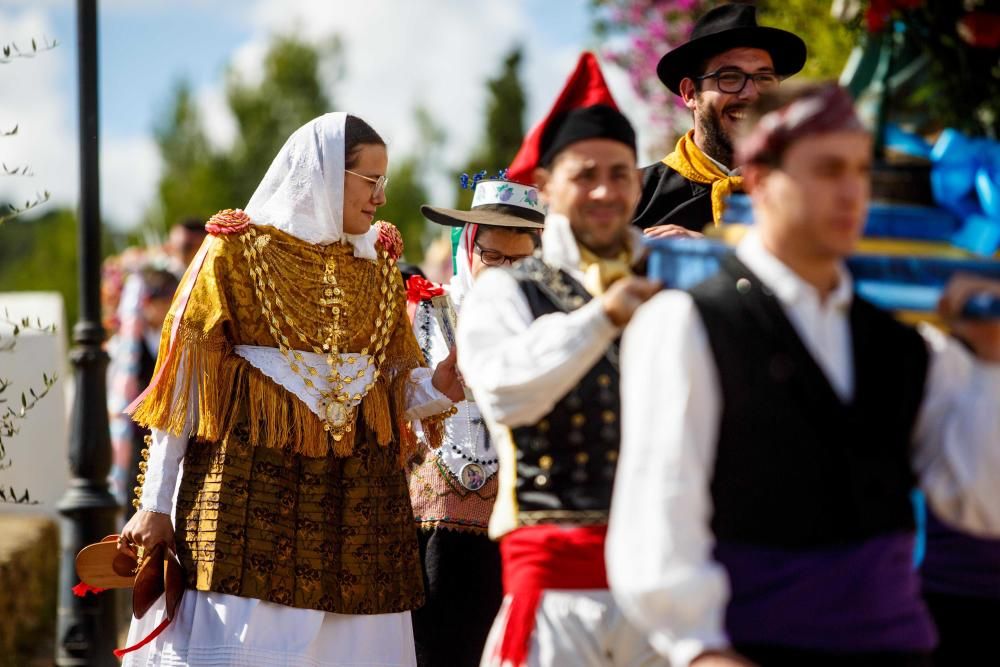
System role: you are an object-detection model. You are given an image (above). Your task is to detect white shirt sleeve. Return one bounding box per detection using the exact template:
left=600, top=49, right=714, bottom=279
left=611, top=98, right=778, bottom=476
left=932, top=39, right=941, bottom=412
left=456, top=268, right=620, bottom=428
left=139, top=427, right=189, bottom=516
left=912, top=322, right=1000, bottom=537
left=607, top=290, right=731, bottom=667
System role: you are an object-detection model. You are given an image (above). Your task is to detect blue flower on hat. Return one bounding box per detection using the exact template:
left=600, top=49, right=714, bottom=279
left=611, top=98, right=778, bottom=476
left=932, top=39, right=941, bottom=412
left=497, top=184, right=514, bottom=202
left=523, top=190, right=539, bottom=206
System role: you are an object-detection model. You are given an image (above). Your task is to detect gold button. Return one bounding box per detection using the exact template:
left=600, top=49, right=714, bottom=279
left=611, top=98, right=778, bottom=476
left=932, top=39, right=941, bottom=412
left=597, top=374, right=611, bottom=387
left=602, top=410, right=616, bottom=424
left=538, top=420, right=550, bottom=433
left=606, top=450, right=619, bottom=462
left=571, top=414, right=586, bottom=428
left=575, top=452, right=590, bottom=465
left=538, top=455, right=553, bottom=470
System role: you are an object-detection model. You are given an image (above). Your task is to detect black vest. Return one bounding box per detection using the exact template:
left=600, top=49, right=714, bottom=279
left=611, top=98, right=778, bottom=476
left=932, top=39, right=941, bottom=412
left=689, top=256, right=930, bottom=550
left=508, top=257, right=621, bottom=517
left=632, top=162, right=713, bottom=231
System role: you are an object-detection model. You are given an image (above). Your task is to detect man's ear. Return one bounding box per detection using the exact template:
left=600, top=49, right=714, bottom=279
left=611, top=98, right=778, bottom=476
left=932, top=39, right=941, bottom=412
left=679, top=78, right=698, bottom=111
left=742, top=162, right=764, bottom=194
left=533, top=167, right=551, bottom=202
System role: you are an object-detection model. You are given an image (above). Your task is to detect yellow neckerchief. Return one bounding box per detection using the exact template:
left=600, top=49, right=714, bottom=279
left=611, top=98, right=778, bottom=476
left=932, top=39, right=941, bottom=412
left=578, top=241, right=632, bottom=297
left=662, top=129, right=743, bottom=226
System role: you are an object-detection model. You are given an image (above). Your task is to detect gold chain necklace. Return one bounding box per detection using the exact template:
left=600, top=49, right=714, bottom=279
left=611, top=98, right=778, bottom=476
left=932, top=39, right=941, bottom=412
left=238, top=226, right=400, bottom=442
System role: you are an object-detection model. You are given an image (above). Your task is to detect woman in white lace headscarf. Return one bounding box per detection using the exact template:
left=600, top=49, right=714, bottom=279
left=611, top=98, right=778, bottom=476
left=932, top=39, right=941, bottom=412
left=117, top=112, right=462, bottom=667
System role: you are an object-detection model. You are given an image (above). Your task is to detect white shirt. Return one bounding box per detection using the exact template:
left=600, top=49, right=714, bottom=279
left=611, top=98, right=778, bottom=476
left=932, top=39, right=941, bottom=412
left=606, top=230, right=1000, bottom=667
left=457, top=214, right=644, bottom=537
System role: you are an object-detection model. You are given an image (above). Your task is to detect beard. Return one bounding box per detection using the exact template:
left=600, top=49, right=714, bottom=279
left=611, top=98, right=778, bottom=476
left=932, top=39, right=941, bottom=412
left=694, top=94, right=738, bottom=168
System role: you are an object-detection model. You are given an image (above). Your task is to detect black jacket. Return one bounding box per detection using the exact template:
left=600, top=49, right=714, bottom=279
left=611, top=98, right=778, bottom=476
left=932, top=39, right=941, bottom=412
left=632, top=161, right=713, bottom=232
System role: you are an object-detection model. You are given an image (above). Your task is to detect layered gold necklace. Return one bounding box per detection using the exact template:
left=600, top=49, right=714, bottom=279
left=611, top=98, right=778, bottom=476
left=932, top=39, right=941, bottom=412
left=238, top=225, right=400, bottom=442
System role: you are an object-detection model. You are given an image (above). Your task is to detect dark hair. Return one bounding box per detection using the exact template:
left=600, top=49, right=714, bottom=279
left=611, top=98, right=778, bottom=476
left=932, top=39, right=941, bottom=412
left=474, top=225, right=542, bottom=250
left=177, top=217, right=205, bottom=232
left=345, top=115, right=386, bottom=169
left=141, top=268, right=180, bottom=301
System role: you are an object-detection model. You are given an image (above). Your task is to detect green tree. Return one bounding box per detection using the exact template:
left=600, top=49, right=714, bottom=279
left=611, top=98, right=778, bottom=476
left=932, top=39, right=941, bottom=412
left=378, top=157, right=431, bottom=264
left=150, top=35, right=337, bottom=230
left=757, top=1, right=854, bottom=82
left=377, top=105, right=448, bottom=264
left=223, top=35, right=335, bottom=208
left=454, top=46, right=527, bottom=209
left=149, top=81, right=226, bottom=228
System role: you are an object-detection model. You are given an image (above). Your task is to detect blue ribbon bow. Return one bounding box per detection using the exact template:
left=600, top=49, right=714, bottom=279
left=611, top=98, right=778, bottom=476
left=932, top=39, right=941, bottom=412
left=886, top=125, right=1000, bottom=256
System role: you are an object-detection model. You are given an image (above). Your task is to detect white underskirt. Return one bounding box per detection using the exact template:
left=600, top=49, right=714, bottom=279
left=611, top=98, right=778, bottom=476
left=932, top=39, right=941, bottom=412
left=121, top=590, right=416, bottom=667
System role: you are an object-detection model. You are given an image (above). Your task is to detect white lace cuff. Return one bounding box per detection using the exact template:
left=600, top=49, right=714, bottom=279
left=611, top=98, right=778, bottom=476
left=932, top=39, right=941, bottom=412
left=403, top=367, right=453, bottom=420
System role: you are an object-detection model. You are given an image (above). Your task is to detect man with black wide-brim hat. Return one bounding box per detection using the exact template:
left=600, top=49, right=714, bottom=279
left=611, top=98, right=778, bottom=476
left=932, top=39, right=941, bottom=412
left=632, top=3, right=806, bottom=235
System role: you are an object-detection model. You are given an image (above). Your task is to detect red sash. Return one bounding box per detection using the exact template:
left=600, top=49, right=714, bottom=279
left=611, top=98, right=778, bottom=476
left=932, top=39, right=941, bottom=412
left=495, top=524, right=608, bottom=666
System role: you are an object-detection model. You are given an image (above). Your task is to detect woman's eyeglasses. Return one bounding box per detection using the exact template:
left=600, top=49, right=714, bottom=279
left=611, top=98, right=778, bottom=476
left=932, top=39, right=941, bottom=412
left=346, top=169, right=389, bottom=199
left=474, top=242, right=531, bottom=267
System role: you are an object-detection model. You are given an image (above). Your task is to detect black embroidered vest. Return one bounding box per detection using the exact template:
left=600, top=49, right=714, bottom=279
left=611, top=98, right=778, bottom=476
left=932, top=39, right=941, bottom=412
left=508, top=257, right=621, bottom=521
left=689, top=255, right=930, bottom=549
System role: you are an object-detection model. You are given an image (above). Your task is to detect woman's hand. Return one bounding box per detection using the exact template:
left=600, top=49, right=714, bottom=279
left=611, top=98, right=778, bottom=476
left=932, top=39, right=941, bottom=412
left=431, top=347, right=466, bottom=403
left=119, top=510, right=175, bottom=558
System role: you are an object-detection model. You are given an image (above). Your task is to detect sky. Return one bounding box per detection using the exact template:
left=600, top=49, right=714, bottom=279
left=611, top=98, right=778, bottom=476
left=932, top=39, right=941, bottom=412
left=0, top=0, right=661, bottom=231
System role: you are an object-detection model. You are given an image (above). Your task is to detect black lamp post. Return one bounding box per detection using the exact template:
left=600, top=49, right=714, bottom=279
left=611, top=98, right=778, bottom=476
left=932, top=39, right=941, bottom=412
left=55, top=0, right=120, bottom=664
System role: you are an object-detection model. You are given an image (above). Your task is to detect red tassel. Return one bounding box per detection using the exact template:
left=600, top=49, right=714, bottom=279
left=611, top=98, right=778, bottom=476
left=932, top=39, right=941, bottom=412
left=113, top=616, right=171, bottom=658
left=72, top=581, right=106, bottom=597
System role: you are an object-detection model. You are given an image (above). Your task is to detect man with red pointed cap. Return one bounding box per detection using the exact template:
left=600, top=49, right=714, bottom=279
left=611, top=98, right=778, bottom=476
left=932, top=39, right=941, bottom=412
left=609, top=82, right=1000, bottom=667
left=633, top=3, right=806, bottom=237
left=457, top=53, right=667, bottom=666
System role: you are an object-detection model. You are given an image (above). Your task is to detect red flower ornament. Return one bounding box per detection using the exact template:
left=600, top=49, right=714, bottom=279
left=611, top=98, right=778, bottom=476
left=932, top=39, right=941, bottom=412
left=375, top=221, right=404, bottom=261
left=406, top=275, right=445, bottom=303
left=205, top=208, right=251, bottom=235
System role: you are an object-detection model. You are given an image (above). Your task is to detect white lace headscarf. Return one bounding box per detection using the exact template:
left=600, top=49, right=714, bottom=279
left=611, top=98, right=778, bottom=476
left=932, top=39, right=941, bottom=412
left=245, top=111, right=380, bottom=259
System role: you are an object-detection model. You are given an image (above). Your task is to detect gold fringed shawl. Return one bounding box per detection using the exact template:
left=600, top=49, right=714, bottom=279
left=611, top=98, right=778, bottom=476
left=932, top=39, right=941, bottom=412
left=130, top=218, right=442, bottom=463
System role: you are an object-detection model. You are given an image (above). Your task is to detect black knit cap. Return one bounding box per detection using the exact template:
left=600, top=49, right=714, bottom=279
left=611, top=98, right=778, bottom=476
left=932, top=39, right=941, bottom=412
left=538, top=104, right=637, bottom=168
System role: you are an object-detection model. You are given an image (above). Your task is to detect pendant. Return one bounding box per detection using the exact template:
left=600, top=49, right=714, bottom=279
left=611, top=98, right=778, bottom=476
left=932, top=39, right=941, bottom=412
left=324, top=400, right=349, bottom=428
left=459, top=462, right=487, bottom=491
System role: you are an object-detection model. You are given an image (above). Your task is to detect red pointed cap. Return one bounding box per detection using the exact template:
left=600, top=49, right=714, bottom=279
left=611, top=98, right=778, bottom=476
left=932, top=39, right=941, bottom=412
left=507, top=52, right=623, bottom=185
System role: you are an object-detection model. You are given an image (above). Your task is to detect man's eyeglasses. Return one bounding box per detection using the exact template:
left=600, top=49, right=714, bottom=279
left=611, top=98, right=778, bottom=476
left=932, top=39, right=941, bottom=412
left=346, top=169, right=389, bottom=199
left=695, top=69, right=780, bottom=94
left=474, top=242, right=531, bottom=267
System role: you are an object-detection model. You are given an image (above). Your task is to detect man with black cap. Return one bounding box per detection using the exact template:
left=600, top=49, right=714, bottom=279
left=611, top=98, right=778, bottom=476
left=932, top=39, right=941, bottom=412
left=633, top=3, right=806, bottom=236
left=457, top=53, right=665, bottom=666
left=609, top=82, right=1000, bottom=667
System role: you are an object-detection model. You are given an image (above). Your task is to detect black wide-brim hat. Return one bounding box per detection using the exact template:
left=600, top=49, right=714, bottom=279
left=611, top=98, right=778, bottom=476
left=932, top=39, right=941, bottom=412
left=657, top=4, right=807, bottom=96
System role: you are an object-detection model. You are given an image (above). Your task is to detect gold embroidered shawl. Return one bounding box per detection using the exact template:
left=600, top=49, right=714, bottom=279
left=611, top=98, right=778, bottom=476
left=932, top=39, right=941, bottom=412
left=131, top=219, right=440, bottom=465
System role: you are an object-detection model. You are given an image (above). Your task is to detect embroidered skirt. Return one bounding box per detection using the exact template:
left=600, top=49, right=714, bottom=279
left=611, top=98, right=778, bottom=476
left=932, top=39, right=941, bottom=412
left=174, top=418, right=424, bottom=615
